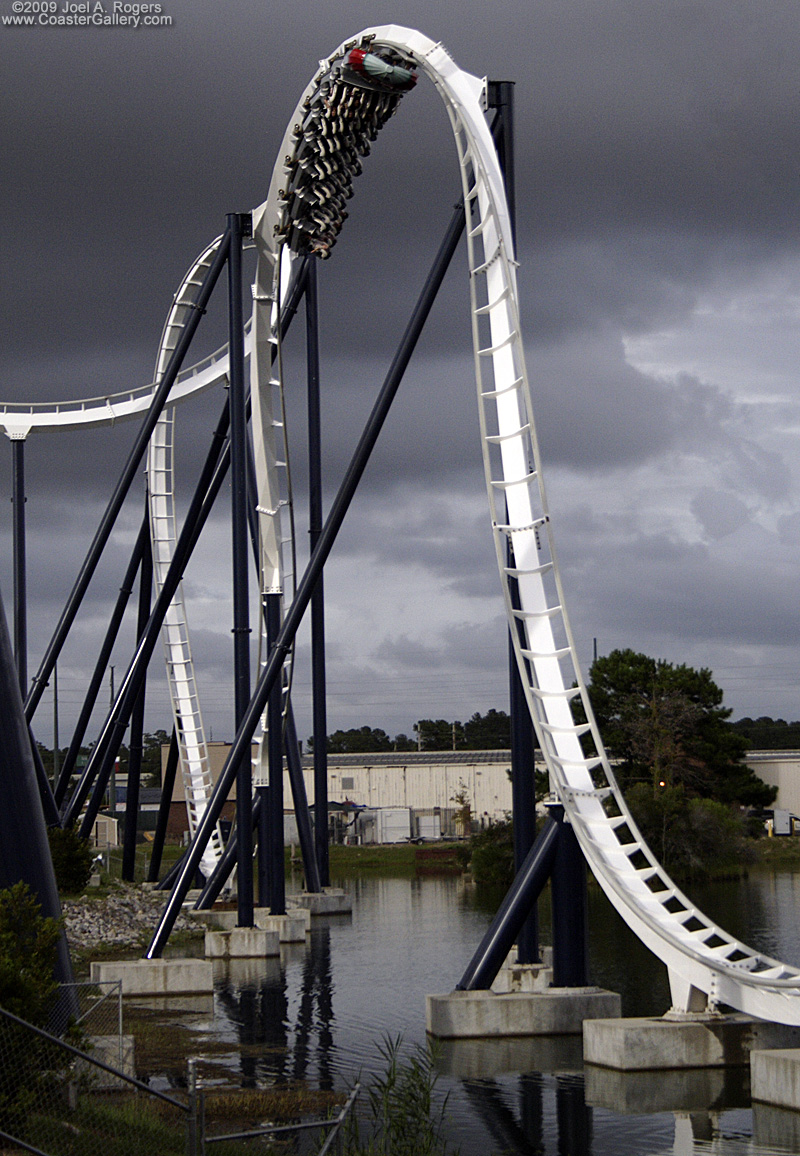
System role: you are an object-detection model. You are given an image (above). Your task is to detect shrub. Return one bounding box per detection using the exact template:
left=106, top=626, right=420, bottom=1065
left=469, top=819, right=515, bottom=886
left=47, top=825, right=94, bottom=894
left=0, top=882, right=63, bottom=1133
left=341, top=1036, right=452, bottom=1155
left=626, top=784, right=756, bottom=879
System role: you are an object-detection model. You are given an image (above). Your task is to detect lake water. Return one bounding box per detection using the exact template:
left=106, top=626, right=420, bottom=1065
left=149, top=866, right=800, bottom=1154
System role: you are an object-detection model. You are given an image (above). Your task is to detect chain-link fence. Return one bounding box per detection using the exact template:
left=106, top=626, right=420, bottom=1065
left=0, top=1004, right=193, bottom=1156
left=0, top=1005, right=359, bottom=1156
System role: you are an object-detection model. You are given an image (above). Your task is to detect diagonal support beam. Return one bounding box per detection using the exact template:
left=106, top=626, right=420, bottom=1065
left=146, top=201, right=467, bottom=958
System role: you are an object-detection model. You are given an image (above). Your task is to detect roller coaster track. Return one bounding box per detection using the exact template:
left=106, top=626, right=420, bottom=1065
left=5, top=24, right=800, bottom=1022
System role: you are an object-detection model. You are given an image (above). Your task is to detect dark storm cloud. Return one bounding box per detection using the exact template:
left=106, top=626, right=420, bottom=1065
left=5, top=0, right=800, bottom=737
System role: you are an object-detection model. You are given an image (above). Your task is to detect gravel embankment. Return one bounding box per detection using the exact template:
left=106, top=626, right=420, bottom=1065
left=61, top=884, right=199, bottom=950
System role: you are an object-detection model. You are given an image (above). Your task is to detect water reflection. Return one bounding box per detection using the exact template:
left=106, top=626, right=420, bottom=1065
left=462, top=1074, right=546, bottom=1155
left=199, top=869, right=800, bottom=1155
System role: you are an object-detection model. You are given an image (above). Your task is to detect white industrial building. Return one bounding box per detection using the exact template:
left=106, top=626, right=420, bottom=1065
left=165, top=744, right=795, bottom=843
left=745, top=752, right=800, bottom=817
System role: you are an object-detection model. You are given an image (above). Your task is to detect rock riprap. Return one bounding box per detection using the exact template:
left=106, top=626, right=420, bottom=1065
left=62, top=883, right=198, bottom=950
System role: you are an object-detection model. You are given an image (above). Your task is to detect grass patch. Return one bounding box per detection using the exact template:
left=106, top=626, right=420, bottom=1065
left=756, top=837, right=800, bottom=865
left=320, top=843, right=464, bottom=878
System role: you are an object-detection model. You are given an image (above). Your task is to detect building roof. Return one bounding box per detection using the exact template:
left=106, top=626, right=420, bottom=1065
left=302, top=749, right=529, bottom=769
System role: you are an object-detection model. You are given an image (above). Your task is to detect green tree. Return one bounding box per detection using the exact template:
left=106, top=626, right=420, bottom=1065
left=392, top=733, right=417, bottom=752
left=0, top=882, right=60, bottom=1023
left=324, top=727, right=393, bottom=754
left=626, top=784, right=757, bottom=878
left=47, top=826, right=94, bottom=894
left=414, top=719, right=465, bottom=751
left=731, top=716, right=800, bottom=750
left=584, top=649, right=775, bottom=807
left=463, top=709, right=511, bottom=749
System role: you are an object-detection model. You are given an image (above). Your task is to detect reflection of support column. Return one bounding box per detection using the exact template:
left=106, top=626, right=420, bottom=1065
left=229, top=212, right=253, bottom=927
left=216, top=966, right=289, bottom=1088
left=306, top=259, right=330, bottom=888
left=314, top=926, right=335, bottom=1091
left=11, top=437, right=27, bottom=696
left=462, top=1077, right=538, bottom=1154
left=550, top=805, right=589, bottom=987
left=291, top=924, right=335, bottom=1089
left=555, top=1075, right=592, bottom=1156
left=519, top=1073, right=545, bottom=1151
left=122, top=510, right=153, bottom=881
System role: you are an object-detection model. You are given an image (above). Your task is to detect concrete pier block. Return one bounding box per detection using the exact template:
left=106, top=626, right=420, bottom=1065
left=426, top=987, right=621, bottom=1039
left=254, top=909, right=308, bottom=942
left=82, top=1035, right=136, bottom=1087
left=190, top=906, right=309, bottom=941
left=584, top=1015, right=800, bottom=1071
left=90, top=958, right=213, bottom=996
left=204, top=927, right=280, bottom=959
left=290, top=889, right=352, bottom=915
left=751, top=1048, right=800, bottom=1111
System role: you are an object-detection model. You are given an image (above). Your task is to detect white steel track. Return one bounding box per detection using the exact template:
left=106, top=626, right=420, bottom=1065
left=247, top=25, right=800, bottom=1024
left=147, top=236, right=227, bottom=877
left=5, top=26, right=800, bottom=1020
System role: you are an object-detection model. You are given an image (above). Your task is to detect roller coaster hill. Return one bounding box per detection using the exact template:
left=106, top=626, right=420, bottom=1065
left=2, top=26, right=800, bottom=1027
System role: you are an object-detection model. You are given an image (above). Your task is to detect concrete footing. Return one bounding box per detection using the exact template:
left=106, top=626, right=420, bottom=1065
left=83, top=1035, right=136, bottom=1087
left=290, top=889, right=352, bottom=915
left=491, top=946, right=554, bottom=994
left=204, top=927, right=280, bottom=959
left=90, top=958, right=213, bottom=995
left=256, top=909, right=309, bottom=942
left=426, top=986, right=621, bottom=1039
left=584, top=1015, right=800, bottom=1071
left=751, top=1048, right=800, bottom=1112
left=191, top=906, right=309, bottom=942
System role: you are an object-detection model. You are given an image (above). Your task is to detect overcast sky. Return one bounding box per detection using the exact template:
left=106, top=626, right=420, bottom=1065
left=3, top=0, right=800, bottom=749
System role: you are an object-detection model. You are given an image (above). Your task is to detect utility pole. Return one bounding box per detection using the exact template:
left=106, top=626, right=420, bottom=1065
left=52, top=662, right=59, bottom=788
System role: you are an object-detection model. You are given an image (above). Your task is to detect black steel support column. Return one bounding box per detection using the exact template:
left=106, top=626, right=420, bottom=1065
left=64, top=396, right=231, bottom=832
left=122, top=512, right=153, bottom=881
left=228, top=212, right=253, bottom=927
left=55, top=514, right=148, bottom=808
left=489, top=79, right=539, bottom=964
left=65, top=251, right=309, bottom=839
left=25, top=230, right=232, bottom=723
left=306, top=259, right=330, bottom=887
left=457, top=816, right=560, bottom=991
left=266, top=595, right=285, bottom=913
left=0, top=582, right=75, bottom=1003
left=12, top=437, right=27, bottom=696
left=146, top=728, right=178, bottom=883
left=550, top=805, right=589, bottom=987
left=147, top=201, right=468, bottom=958
left=283, top=707, right=321, bottom=893
left=256, top=786, right=270, bottom=907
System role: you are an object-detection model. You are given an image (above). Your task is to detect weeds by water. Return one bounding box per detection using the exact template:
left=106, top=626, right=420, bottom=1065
left=338, top=1036, right=455, bottom=1156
